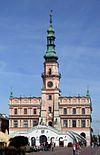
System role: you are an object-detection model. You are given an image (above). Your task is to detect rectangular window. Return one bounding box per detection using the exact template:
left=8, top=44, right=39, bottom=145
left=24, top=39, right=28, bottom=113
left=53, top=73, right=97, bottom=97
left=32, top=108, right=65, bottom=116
left=14, top=108, right=17, bottom=115
left=14, top=120, right=18, bottom=128
left=82, top=108, right=85, bottom=114
left=81, top=120, right=86, bottom=128
left=63, top=108, right=67, bottom=115
left=24, top=108, right=27, bottom=114
left=48, top=106, right=52, bottom=113
left=33, top=120, right=38, bottom=127
left=48, top=95, right=52, bottom=100
left=73, top=108, right=76, bottom=114
left=33, top=108, right=37, bottom=114
left=63, top=120, right=68, bottom=128
left=23, top=120, right=28, bottom=128
left=87, top=120, right=89, bottom=127
left=69, top=120, right=71, bottom=127
left=72, top=120, right=76, bottom=127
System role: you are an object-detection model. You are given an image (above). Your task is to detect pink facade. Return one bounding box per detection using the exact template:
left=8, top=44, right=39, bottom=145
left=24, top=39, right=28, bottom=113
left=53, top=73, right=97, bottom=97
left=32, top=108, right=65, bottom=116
left=9, top=13, right=92, bottom=145
left=9, top=97, right=41, bottom=131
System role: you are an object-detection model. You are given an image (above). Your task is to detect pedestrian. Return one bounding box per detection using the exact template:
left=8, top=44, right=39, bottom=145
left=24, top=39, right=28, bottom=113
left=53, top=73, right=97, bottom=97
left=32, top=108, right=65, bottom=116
left=76, top=143, right=81, bottom=155
left=91, top=142, right=94, bottom=148
left=72, top=143, right=76, bottom=155
left=51, top=142, right=54, bottom=151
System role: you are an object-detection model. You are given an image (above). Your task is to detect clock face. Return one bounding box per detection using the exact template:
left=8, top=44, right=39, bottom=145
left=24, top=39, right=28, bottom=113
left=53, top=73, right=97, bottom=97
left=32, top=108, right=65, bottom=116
left=47, top=81, right=53, bottom=88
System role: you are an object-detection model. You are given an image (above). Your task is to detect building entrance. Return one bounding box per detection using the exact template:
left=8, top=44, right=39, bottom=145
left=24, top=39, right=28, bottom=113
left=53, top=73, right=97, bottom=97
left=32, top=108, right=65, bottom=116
left=39, top=135, right=47, bottom=145
left=80, top=132, right=86, bottom=138
left=59, top=137, right=64, bottom=147
left=48, top=121, right=52, bottom=126
left=31, top=137, right=36, bottom=146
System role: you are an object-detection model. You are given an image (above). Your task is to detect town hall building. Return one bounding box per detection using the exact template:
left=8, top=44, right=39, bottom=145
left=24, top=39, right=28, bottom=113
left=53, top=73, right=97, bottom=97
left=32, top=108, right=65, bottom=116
left=9, top=13, right=92, bottom=146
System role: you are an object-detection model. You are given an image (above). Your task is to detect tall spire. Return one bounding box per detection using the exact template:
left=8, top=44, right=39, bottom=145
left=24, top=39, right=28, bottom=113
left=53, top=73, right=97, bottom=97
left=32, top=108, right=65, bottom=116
left=44, top=10, right=58, bottom=61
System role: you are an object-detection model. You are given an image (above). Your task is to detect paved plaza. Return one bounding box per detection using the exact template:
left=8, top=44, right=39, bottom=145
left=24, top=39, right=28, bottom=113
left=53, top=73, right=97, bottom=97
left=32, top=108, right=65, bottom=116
left=26, top=146, right=100, bottom=155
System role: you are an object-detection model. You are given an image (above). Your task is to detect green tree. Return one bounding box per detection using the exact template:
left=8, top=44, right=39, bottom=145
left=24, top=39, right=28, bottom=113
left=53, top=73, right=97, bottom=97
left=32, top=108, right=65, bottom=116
left=9, top=136, right=28, bottom=148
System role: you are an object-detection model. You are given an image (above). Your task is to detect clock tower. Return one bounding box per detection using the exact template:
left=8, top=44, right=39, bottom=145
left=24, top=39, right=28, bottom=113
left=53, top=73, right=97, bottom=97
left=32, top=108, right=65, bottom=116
left=40, top=12, right=61, bottom=130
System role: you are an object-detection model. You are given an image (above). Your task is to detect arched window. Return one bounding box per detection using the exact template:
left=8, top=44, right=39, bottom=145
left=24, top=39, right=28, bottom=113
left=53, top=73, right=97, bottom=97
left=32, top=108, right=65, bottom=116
left=39, top=135, right=47, bottom=144
left=80, top=132, right=86, bottom=138
left=31, top=137, right=36, bottom=146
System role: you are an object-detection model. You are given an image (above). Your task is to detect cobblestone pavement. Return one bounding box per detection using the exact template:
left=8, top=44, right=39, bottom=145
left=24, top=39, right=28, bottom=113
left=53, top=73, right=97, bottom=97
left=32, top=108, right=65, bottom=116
left=26, top=146, right=100, bottom=155
left=79, top=146, right=100, bottom=155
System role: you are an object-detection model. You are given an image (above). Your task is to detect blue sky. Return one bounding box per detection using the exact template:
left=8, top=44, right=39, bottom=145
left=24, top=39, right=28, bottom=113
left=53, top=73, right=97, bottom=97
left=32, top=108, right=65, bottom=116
left=0, top=0, right=100, bottom=134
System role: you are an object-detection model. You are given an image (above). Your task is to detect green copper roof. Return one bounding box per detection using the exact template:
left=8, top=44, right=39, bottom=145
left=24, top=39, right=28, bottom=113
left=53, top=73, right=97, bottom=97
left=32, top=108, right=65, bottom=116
left=47, top=13, right=55, bottom=35
left=44, top=11, right=58, bottom=61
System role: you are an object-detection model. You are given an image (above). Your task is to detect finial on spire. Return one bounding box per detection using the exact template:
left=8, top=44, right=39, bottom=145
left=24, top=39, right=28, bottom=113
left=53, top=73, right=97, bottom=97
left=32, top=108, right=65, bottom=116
left=10, top=87, right=13, bottom=98
left=50, top=10, right=53, bottom=24
left=86, top=85, right=90, bottom=97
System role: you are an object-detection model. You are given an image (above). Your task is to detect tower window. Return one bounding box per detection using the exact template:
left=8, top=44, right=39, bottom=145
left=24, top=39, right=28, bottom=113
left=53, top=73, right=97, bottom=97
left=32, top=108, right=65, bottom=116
left=48, top=106, right=52, bottom=113
left=48, top=68, right=52, bottom=75
left=72, top=120, right=76, bottom=127
left=73, top=108, right=76, bottom=114
left=48, top=95, right=52, bottom=100
left=14, top=108, right=17, bottom=115
left=24, top=108, right=27, bottom=114
left=63, top=108, right=67, bottom=115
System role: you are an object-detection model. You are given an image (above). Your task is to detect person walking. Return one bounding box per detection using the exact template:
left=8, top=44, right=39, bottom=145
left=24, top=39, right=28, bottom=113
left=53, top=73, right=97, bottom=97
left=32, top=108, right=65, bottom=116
left=72, top=143, right=76, bottom=155
left=51, top=142, right=54, bottom=151
left=76, top=143, right=81, bottom=155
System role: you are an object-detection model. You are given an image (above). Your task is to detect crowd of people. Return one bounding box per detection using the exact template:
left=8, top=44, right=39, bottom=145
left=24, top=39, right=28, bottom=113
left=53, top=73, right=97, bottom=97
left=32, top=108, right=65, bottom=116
left=32, top=142, right=55, bottom=152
